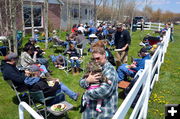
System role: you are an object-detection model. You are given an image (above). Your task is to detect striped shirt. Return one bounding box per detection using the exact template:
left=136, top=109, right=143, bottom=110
left=80, top=61, right=119, bottom=119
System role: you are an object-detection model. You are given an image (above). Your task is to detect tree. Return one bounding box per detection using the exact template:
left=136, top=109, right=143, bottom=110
left=0, top=0, right=22, bottom=54
left=44, top=0, right=49, bottom=49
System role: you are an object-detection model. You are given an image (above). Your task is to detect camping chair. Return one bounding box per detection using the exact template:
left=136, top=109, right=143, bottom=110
left=5, top=80, right=29, bottom=103
left=29, top=90, right=73, bottom=119
left=49, top=55, right=68, bottom=75
left=65, top=55, right=84, bottom=73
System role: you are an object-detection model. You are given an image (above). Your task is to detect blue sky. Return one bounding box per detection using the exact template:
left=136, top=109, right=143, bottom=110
left=137, top=0, right=180, bottom=13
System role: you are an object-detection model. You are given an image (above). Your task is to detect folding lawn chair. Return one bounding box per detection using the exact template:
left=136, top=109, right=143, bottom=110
left=5, top=80, right=29, bottom=103
left=29, top=90, right=73, bottom=119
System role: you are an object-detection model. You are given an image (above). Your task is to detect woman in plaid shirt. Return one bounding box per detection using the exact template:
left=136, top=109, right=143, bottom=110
left=80, top=47, right=119, bottom=119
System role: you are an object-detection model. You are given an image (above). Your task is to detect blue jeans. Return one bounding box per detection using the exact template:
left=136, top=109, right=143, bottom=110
left=70, top=59, right=80, bottom=68
left=60, top=83, right=78, bottom=100
left=117, top=64, right=136, bottom=82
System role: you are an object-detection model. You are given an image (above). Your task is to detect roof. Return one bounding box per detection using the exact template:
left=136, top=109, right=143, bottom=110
left=24, top=0, right=64, bottom=5
left=61, top=0, right=93, bottom=6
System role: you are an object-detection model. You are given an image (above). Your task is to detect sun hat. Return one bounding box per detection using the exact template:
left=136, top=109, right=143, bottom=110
left=89, top=34, right=97, bottom=38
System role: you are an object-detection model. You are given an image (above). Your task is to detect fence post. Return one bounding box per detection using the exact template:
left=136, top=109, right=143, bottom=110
left=149, top=22, right=151, bottom=30
left=156, top=45, right=162, bottom=81
left=142, top=60, right=152, bottom=118
left=158, top=23, right=161, bottom=31
left=161, top=29, right=170, bottom=63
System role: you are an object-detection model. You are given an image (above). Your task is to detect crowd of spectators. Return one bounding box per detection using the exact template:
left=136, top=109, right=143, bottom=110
left=1, top=21, right=172, bottom=119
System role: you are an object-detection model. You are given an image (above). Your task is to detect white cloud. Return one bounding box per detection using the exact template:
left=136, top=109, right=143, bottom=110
left=176, top=2, right=180, bottom=4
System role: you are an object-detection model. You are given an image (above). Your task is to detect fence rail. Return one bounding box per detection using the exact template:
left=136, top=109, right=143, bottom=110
left=113, top=29, right=170, bottom=119
left=19, top=101, right=44, bottom=119
left=136, top=22, right=164, bottom=31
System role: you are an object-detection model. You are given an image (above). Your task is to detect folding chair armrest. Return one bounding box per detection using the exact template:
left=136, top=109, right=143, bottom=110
left=44, top=96, right=55, bottom=101
left=55, top=92, right=64, bottom=97
left=44, top=92, right=64, bottom=101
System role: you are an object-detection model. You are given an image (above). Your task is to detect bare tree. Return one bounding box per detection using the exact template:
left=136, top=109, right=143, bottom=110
left=21, top=0, right=25, bottom=37
left=44, top=0, right=49, bottom=49
left=79, top=0, right=81, bottom=24
left=31, top=0, right=34, bottom=38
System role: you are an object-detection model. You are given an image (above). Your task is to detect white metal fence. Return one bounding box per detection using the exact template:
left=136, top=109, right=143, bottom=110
left=19, top=101, right=44, bottom=119
left=136, top=22, right=164, bottom=31
left=112, top=29, right=170, bottom=119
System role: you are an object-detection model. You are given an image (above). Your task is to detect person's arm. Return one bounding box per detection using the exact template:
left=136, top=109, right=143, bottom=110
left=79, top=72, right=100, bottom=89
left=131, top=55, right=150, bottom=71
left=23, top=52, right=36, bottom=65
left=122, top=31, right=131, bottom=51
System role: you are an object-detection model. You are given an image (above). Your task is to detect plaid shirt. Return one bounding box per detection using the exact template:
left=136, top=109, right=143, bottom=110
left=80, top=61, right=119, bottom=119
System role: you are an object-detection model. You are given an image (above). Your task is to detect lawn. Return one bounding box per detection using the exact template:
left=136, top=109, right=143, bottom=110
left=0, top=26, right=179, bottom=119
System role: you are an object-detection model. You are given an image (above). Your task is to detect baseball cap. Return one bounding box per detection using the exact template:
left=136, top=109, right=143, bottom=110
left=139, top=47, right=148, bottom=53
left=26, top=65, right=41, bottom=72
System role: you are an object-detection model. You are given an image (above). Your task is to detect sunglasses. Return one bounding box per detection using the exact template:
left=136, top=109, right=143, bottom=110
left=92, top=57, right=100, bottom=61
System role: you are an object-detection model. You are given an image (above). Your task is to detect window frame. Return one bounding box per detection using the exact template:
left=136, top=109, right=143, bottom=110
left=23, top=4, right=43, bottom=29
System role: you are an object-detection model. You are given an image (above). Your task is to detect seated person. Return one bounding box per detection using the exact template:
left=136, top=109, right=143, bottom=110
left=117, top=48, right=151, bottom=82
left=35, top=45, right=49, bottom=67
left=24, top=64, right=79, bottom=105
left=89, top=34, right=98, bottom=44
left=64, top=43, right=80, bottom=74
left=1, top=52, right=27, bottom=90
left=34, top=29, right=39, bottom=42
left=20, top=44, right=49, bottom=77
left=52, top=30, right=66, bottom=46
left=50, top=54, right=67, bottom=69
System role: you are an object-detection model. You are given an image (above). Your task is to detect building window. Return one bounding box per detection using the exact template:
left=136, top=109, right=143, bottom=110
left=71, top=8, right=79, bottom=18
left=23, top=5, right=42, bottom=28
left=85, top=9, right=87, bottom=15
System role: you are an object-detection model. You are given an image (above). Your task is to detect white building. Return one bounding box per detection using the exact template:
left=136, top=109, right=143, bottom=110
left=61, top=0, right=94, bottom=29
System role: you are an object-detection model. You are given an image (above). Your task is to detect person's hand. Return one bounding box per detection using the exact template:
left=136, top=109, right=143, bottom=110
left=129, top=63, right=136, bottom=68
left=121, top=47, right=126, bottom=51
left=55, top=78, right=59, bottom=82
left=86, top=72, right=101, bottom=83
left=34, top=51, right=38, bottom=55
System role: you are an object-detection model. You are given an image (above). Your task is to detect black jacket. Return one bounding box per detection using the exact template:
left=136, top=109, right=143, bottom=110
left=1, top=61, right=26, bottom=87
left=29, top=79, right=60, bottom=98
left=64, top=48, right=79, bottom=58
left=114, top=30, right=131, bottom=50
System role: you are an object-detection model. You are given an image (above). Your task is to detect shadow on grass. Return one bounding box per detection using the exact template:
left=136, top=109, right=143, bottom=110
left=118, top=91, right=126, bottom=99
left=12, top=94, right=30, bottom=105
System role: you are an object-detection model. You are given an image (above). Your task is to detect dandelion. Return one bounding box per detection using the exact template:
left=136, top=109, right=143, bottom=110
left=160, top=113, right=164, bottom=116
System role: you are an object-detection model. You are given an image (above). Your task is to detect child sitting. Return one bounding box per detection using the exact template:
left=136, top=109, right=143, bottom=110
left=64, top=43, right=80, bottom=74
left=81, top=61, right=112, bottom=113
left=50, top=54, right=66, bottom=69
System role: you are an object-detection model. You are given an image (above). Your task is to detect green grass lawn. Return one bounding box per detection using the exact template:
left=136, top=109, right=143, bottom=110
left=0, top=26, right=179, bottom=119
